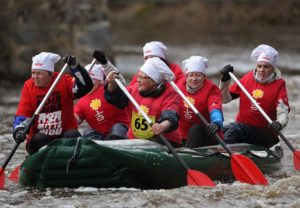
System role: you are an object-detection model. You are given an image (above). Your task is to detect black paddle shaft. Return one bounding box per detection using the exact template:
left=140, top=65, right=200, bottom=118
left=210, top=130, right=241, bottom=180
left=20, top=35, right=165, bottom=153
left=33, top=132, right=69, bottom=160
left=157, top=133, right=189, bottom=171
left=66, top=137, right=82, bottom=174
left=278, top=131, right=296, bottom=152
left=194, top=112, right=233, bottom=156
left=1, top=143, right=20, bottom=171
left=1, top=113, right=38, bottom=170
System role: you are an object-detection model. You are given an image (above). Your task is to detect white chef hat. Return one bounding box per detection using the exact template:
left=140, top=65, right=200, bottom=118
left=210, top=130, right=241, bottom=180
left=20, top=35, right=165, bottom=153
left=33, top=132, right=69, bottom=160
left=143, top=41, right=168, bottom=60
left=85, top=63, right=105, bottom=81
left=32, top=52, right=61, bottom=72
left=250, top=44, right=278, bottom=67
left=139, top=57, right=174, bottom=84
left=182, top=56, right=209, bottom=75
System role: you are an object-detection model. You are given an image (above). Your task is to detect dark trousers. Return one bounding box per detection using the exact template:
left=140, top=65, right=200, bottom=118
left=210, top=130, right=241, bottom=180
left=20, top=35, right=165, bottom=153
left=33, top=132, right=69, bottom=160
left=82, top=123, right=128, bottom=140
left=26, top=129, right=81, bottom=155
left=223, top=122, right=279, bottom=148
left=185, top=124, right=218, bottom=148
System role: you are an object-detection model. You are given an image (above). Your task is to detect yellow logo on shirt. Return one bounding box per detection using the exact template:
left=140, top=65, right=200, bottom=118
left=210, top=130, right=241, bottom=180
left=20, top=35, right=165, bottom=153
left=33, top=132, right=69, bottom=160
left=90, top=99, right=101, bottom=110
left=139, top=105, right=149, bottom=115
left=252, top=89, right=264, bottom=99
left=184, top=96, right=195, bottom=108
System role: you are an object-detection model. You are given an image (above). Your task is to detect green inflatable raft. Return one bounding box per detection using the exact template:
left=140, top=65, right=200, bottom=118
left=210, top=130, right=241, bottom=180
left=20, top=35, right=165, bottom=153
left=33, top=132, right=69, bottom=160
left=19, top=138, right=283, bottom=189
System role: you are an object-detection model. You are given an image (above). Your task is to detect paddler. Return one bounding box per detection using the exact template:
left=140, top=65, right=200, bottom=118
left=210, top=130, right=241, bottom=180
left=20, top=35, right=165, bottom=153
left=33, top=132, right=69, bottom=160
left=13, top=52, right=93, bottom=154
left=219, top=44, right=290, bottom=148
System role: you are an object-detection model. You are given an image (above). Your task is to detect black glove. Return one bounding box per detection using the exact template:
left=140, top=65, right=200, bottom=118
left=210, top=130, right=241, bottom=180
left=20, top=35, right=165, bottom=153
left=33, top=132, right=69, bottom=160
left=269, top=121, right=282, bottom=133
left=13, top=119, right=31, bottom=143
left=207, top=123, right=219, bottom=136
left=220, top=64, right=234, bottom=82
left=93, top=50, right=107, bottom=64
left=63, top=54, right=78, bottom=68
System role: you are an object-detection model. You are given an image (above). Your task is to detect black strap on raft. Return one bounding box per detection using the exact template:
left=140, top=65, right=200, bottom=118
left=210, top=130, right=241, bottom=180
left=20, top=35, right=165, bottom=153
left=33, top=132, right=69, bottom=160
left=66, top=137, right=82, bottom=174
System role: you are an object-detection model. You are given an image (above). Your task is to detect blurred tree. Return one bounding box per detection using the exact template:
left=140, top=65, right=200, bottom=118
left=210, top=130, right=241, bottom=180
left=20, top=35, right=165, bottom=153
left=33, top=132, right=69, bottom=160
left=0, top=0, right=112, bottom=82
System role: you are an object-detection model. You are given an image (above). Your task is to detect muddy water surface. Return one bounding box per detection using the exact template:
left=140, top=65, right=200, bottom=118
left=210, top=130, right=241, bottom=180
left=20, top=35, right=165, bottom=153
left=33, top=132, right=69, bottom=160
left=0, top=46, right=300, bottom=208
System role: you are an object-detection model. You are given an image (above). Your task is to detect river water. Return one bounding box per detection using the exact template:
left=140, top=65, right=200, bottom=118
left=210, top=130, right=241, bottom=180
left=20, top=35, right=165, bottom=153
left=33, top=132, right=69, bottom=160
left=0, top=45, right=300, bottom=207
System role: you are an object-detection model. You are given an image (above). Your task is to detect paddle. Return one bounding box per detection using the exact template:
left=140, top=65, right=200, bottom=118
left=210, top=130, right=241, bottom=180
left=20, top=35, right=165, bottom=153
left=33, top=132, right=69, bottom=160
left=229, top=72, right=300, bottom=171
left=87, top=58, right=97, bottom=73
left=9, top=164, right=20, bottom=183
left=168, top=80, right=268, bottom=185
left=114, top=78, right=215, bottom=187
left=0, top=63, right=69, bottom=189
left=8, top=59, right=98, bottom=184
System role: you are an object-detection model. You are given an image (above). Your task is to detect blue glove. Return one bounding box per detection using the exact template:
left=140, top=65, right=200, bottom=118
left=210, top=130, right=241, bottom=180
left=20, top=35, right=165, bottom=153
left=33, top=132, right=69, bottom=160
left=13, top=119, right=30, bottom=143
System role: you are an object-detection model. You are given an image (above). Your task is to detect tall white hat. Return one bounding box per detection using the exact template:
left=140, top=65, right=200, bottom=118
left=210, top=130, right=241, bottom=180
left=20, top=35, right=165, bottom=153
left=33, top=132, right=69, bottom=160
left=143, top=41, right=168, bottom=60
left=182, top=56, right=209, bottom=75
left=32, top=52, right=61, bottom=72
left=85, top=64, right=105, bottom=81
left=250, top=44, right=278, bottom=67
left=139, top=57, right=174, bottom=84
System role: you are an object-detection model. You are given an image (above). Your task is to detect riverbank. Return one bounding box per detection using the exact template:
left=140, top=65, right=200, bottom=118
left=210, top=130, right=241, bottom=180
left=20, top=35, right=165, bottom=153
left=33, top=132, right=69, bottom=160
left=108, top=1, right=300, bottom=76
left=108, top=1, right=300, bottom=51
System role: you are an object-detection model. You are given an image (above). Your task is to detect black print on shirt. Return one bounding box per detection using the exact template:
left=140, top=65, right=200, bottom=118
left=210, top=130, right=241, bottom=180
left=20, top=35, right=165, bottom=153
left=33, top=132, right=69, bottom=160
left=36, top=91, right=63, bottom=136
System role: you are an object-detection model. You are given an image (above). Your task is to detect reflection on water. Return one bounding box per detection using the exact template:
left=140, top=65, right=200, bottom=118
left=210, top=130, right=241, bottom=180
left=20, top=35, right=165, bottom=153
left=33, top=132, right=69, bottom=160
left=0, top=46, right=300, bottom=208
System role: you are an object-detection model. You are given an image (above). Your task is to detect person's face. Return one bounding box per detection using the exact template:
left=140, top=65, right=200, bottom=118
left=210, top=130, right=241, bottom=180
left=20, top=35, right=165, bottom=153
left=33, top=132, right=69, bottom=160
left=31, top=69, right=53, bottom=88
left=186, top=72, right=205, bottom=89
left=256, top=61, right=274, bottom=81
left=137, top=71, right=157, bottom=93
left=91, top=78, right=102, bottom=91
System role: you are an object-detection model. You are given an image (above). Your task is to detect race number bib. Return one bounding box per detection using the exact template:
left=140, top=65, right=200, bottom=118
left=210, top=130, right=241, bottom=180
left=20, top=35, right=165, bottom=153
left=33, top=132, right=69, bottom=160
left=131, top=111, right=155, bottom=139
